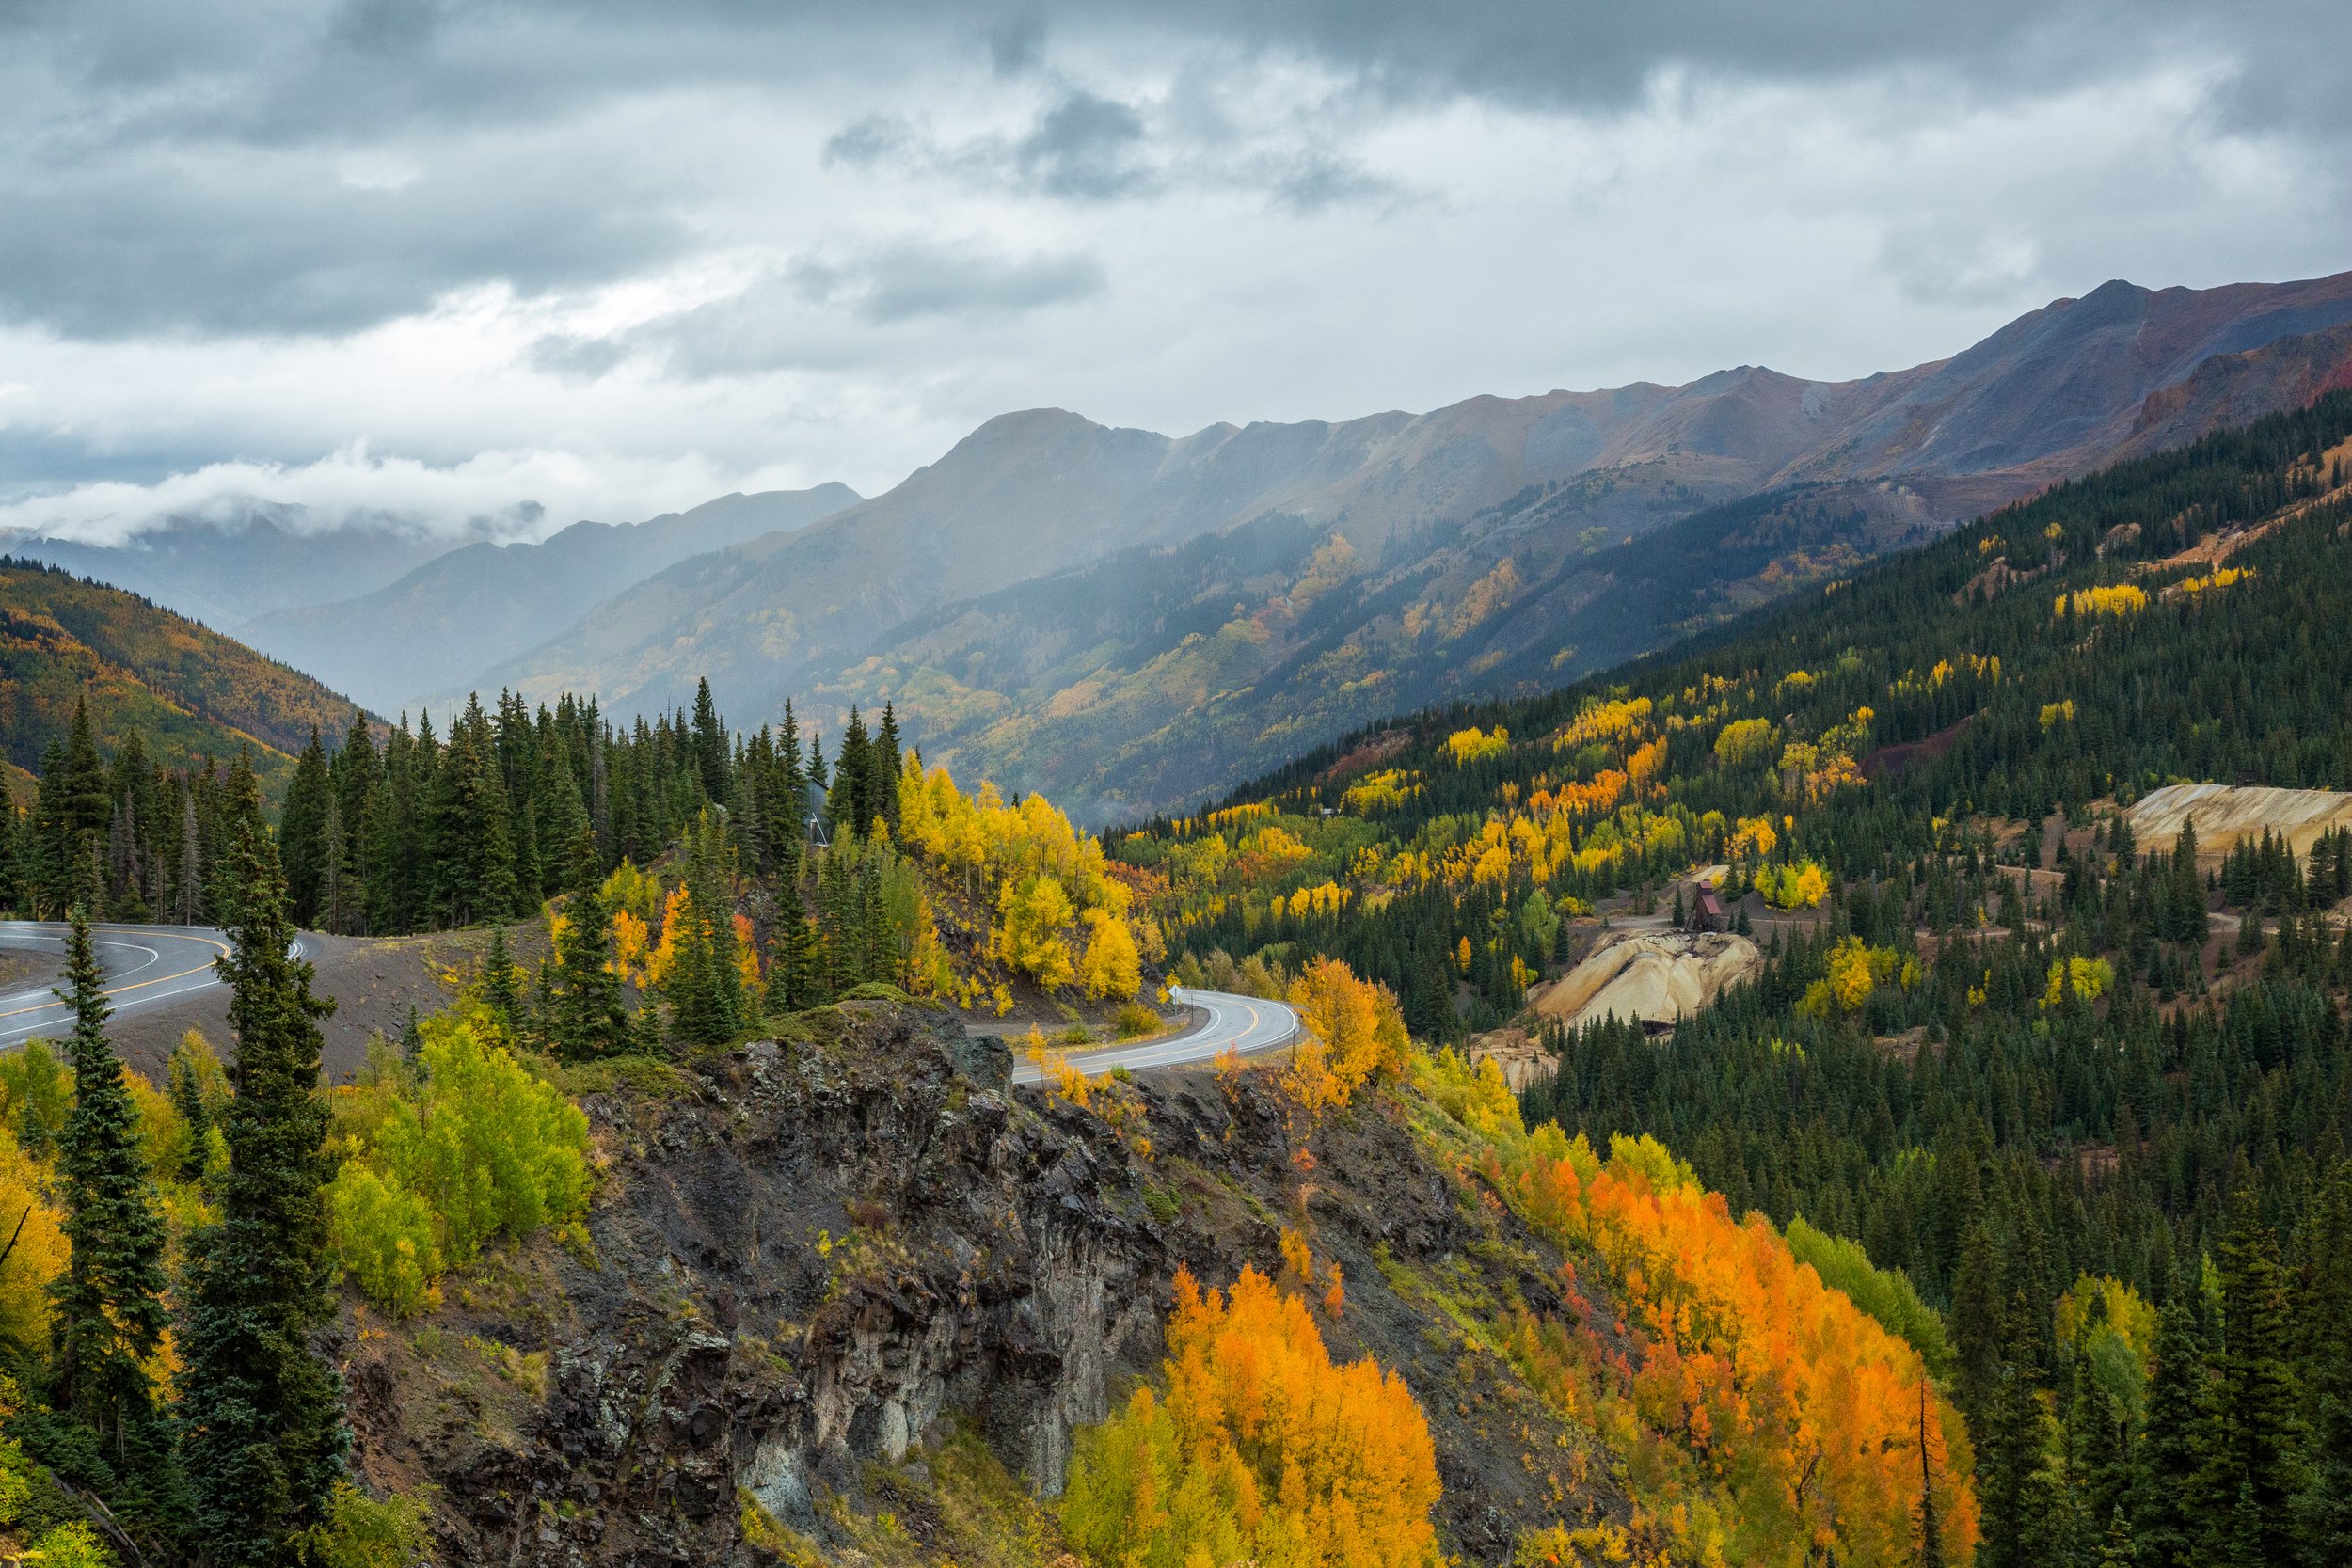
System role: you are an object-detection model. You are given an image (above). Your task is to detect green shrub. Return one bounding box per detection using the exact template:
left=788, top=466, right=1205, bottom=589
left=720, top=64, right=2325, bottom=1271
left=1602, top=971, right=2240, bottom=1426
left=380, top=1017, right=592, bottom=1266
left=327, top=1008, right=592, bottom=1314
left=1113, top=1003, right=1160, bottom=1038
left=326, top=1165, right=441, bottom=1318
left=296, top=1481, right=433, bottom=1568
left=23, top=1520, right=111, bottom=1566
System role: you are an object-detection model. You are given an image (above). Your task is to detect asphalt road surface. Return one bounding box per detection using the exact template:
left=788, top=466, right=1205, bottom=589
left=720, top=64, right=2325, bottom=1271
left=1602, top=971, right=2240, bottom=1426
left=0, top=922, right=241, bottom=1046
left=1009, top=986, right=1299, bottom=1085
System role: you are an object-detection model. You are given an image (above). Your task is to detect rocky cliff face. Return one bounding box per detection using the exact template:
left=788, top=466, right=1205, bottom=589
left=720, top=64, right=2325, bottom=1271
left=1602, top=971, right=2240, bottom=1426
left=340, top=1003, right=1640, bottom=1566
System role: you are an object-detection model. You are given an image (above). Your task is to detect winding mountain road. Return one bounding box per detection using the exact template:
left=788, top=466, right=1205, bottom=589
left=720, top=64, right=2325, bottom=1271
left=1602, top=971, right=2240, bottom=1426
left=1009, top=986, right=1299, bottom=1085
left=0, top=922, right=238, bottom=1045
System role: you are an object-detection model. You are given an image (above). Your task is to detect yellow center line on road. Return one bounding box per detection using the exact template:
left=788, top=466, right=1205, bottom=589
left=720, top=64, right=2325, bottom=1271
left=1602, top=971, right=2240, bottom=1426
left=0, top=932, right=230, bottom=1021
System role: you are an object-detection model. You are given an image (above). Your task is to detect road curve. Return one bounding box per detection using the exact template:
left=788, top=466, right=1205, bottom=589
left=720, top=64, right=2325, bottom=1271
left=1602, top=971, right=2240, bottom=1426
left=1009, top=986, right=1299, bottom=1085
left=0, top=922, right=237, bottom=1046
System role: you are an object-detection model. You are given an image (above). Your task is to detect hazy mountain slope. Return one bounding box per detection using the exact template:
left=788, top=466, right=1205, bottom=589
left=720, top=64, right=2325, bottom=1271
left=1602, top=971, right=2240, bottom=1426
left=5, top=507, right=469, bottom=628
left=432, top=271, right=2352, bottom=820
left=805, top=300, right=2352, bottom=822
left=812, top=482, right=1945, bottom=820
left=0, top=558, right=359, bottom=784
left=241, top=483, right=859, bottom=712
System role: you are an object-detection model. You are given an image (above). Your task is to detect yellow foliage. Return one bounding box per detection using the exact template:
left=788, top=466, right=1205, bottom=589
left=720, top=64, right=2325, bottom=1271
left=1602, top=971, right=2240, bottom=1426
left=1339, top=768, right=1421, bottom=815
left=1078, top=910, right=1144, bottom=1002
left=1060, top=1264, right=1442, bottom=1568
left=2041, top=955, right=2114, bottom=1008
left=1241, top=824, right=1312, bottom=864
left=1411, top=1048, right=1524, bottom=1142
left=2041, top=699, right=2076, bottom=731
left=1556, top=696, right=1653, bottom=752
left=1758, top=860, right=1830, bottom=909
left=1798, top=937, right=1908, bottom=1017
left=2179, top=565, right=2253, bottom=594
left=598, top=859, right=661, bottom=925
left=610, top=909, right=650, bottom=986
left=1445, top=725, right=1511, bottom=766
left=1284, top=956, right=1409, bottom=1109
left=995, top=873, right=1079, bottom=991
left=0, top=1129, right=65, bottom=1354
left=2058, top=583, right=2147, bottom=619
left=1712, top=717, right=1776, bottom=768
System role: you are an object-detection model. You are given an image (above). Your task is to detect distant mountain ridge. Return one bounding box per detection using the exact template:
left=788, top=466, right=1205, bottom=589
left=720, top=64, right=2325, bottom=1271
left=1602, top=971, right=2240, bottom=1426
left=7, top=508, right=468, bottom=629
left=464, top=269, right=2352, bottom=820
left=21, top=270, right=2352, bottom=819
left=238, top=483, right=860, bottom=710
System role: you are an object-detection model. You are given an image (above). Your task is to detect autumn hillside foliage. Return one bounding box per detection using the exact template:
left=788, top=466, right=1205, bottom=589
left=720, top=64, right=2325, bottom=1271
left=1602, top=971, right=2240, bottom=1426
left=897, top=755, right=1157, bottom=1006
left=1278, top=955, right=1410, bottom=1118
left=1415, top=1050, right=1978, bottom=1567
left=1060, top=1263, right=1442, bottom=1568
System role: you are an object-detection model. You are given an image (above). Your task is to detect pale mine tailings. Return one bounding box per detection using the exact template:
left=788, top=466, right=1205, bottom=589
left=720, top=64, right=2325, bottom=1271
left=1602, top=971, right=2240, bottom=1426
left=1534, top=930, right=1765, bottom=1035
left=2127, top=783, right=2352, bottom=858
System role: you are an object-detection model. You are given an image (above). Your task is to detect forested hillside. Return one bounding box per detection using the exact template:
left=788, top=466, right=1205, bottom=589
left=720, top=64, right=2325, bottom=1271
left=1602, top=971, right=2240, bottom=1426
left=0, top=558, right=359, bottom=816
left=1109, top=390, right=2352, bottom=1568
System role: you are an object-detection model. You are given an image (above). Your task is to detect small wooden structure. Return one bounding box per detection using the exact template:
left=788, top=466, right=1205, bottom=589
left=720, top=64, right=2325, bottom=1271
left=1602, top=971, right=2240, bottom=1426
left=1687, top=881, right=1725, bottom=934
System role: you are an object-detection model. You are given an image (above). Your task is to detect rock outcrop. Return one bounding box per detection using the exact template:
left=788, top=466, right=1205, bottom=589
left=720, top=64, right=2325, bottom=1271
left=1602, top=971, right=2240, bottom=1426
left=341, top=1002, right=1640, bottom=1566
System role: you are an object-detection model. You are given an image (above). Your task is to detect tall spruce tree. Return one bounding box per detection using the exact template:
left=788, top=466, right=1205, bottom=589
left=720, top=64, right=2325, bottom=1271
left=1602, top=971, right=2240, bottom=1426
left=549, top=826, right=628, bottom=1059
left=479, top=924, right=522, bottom=1030
left=2203, top=1193, right=2304, bottom=1567
left=178, top=832, right=346, bottom=1565
left=2134, top=1285, right=2208, bottom=1568
left=827, top=707, right=868, bottom=838
left=49, top=903, right=179, bottom=1526
left=870, top=702, right=902, bottom=838
left=1979, top=1287, right=2055, bottom=1568
left=2296, top=1164, right=2352, bottom=1562
left=278, top=727, right=331, bottom=926
left=691, top=677, right=729, bottom=805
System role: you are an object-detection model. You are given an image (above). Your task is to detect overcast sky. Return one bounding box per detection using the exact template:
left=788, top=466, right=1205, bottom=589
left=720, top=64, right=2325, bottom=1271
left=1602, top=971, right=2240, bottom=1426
left=2, top=0, right=2347, bottom=544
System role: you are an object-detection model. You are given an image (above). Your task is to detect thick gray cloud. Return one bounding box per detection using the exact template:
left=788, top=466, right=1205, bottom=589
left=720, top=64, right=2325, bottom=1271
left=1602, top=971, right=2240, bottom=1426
left=0, top=0, right=2344, bottom=541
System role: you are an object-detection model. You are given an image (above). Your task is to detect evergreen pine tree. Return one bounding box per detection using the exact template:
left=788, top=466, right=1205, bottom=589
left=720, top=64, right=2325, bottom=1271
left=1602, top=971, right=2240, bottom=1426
left=549, top=827, right=628, bottom=1059
left=2134, top=1286, right=2207, bottom=1568
left=208, top=750, right=266, bottom=928
left=2201, top=1193, right=2304, bottom=1567
left=691, top=678, right=729, bottom=804
left=2170, top=822, right=2207, bottom=944
left=480, top=925, right=522, bottom=1029
left=1979, top=1288, right=2055, bottom=1568
left=178, top=832, right=346, bottom=1565
left=166, top=1033, right=220, bottom=1184
left=827, top=707, right=868, bottom=837
left=870, top=702, right=902, bottom=838
left=317, top=791, right=350, bottom=937
left=176, top=785, right=203, bottom=925
left=767, top=856, right=815, bottom=1013
left=49, top=904, right=180, bottom=1528
left=433, top=698, right=519, bottom=927
left=278, top=727, right=331, bottom=926
left=2296, top=1164, right=2352, bottom=1563
left=1952, top=1218, right=2003, bottom=1425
